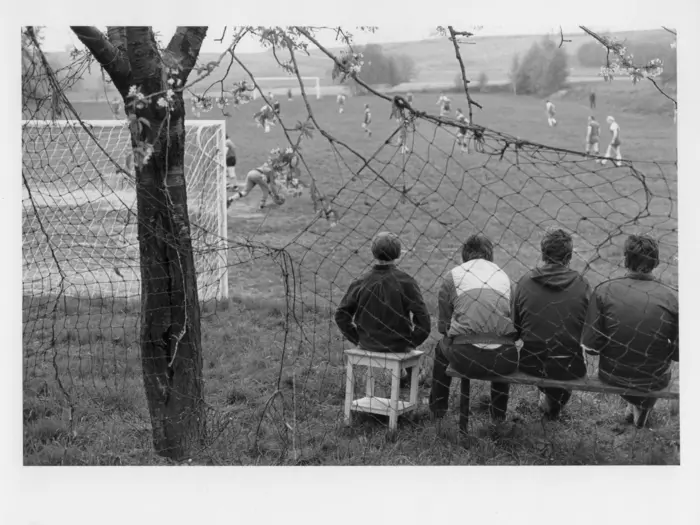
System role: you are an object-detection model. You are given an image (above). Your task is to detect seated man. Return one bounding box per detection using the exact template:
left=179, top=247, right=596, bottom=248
left=335, top=232, right=431, bottom=355
left=582, top=235, right=678, bottom=428
left=430, top=234, right=518, bottom=425
left=512, top=229, right=591, bottom=419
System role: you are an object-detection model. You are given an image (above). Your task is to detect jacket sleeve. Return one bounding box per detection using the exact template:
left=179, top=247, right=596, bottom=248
left=405, top=277, right=431, bottom=348
left=437, top=272, right=455, bottom=336
left=669, top=291, right=679, bottom=362
left=581, top=285, right=607, bottom=354
left=335, top=281, right=360, bottom=345
left=511, top=278, right=523, bottom=338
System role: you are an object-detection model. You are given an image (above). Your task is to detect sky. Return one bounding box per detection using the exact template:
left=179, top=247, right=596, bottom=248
left=32, top=0, right=681, bottom=54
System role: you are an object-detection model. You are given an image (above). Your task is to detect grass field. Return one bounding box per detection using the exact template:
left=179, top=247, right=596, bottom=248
left=23, top=86, right=679, bottom=465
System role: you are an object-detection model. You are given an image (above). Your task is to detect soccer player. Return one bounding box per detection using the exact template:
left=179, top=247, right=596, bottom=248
left=254, top=104, right=275, bottom=133
left=545, top=100, right=557, bottom=127
left=337, top=93, right=346, bottom=114
left=406, top=92, right=413, bottom=105
left=362, top=103, right=372, bottom=137
left=227, top=162, right=286, bottom=210
left=589, top=91, right=596, bottom=109
left=601, top=115, right=622, bottom=167
left=436, top=92, right=451, bottom=117
left=287, top=88, right=293, bottom=101
left=585, top=116, right=600, bottom=158
left=225, top=134, right=238, bottom=189
left=455, top=108, right=470, bottom=154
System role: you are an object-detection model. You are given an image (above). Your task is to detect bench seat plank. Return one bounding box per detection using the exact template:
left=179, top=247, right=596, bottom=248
left=445, top=367, right=679, bottom=399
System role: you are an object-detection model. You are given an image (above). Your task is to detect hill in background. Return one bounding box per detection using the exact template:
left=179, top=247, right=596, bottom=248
left=49, top=28, right=674, bottom=99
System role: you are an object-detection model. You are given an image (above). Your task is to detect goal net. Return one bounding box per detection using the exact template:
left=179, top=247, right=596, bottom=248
left=22, top=119, right=229, bottom=304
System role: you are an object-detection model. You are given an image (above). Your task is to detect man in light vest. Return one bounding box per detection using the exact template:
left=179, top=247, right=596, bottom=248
left=601, top=116, right=622, bottom=167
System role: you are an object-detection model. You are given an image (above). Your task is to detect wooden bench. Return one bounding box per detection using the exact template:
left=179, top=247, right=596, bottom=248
left=344, top=348, right=424, bottom=432
left=445, top=366, right=679, bottom=433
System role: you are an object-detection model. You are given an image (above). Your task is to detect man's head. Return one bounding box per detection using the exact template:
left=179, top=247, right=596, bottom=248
left=461, top=234, right=494, bottom=263
left=371, top=232, right=402, bottom=262
left=541, top=228, right=574, bottom=266
left=607, top=115, right=615, bottom=124
left=624, top=235, right=659, bottom=273
left=588, top=116, right=595, bottom=122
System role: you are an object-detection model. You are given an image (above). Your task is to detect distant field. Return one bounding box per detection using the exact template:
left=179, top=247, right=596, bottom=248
left=23, top=89, right=679, bottom=465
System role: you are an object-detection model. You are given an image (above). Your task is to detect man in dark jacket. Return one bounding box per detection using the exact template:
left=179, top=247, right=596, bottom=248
left=335, top=232, right=431, bottom=354
left=512, top=229, right=591, bottom=419
left=582, top=235, right=678, bottom=428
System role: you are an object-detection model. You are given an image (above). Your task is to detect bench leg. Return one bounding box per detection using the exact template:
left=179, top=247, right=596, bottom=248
left=344, top=360, right=355, bottom=427
left=459, top=377, right=470, bottom=435
left=388, top=364, right=401, bottom=432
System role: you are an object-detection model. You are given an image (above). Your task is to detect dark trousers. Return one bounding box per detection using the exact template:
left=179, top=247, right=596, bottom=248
left=430, top=339, right=518, bottom=428
left=519, top=351, right=586, bottom=417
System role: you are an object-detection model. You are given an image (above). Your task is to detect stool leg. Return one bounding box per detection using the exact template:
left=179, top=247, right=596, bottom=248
left=366, top=366, right=375, bottom=398
left=344, top=360, right=355, bottom=427
left=388, top=363, right=401, bottom=432
left=459, top=377, right=470, bottom=435
left=409, top=360, right=420, bottom=407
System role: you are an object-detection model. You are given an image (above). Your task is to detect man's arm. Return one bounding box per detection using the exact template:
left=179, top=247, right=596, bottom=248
left=404, top=277, right=431, bottom=348
left=335, top=281, right=361, bottom=345
left=586, top=125, right=592, bottom=144
left=511, top=278, right=523, bottom=339
left=437, top=273, right=456, bottom=336
left=581, top=286, right=607, bottom=355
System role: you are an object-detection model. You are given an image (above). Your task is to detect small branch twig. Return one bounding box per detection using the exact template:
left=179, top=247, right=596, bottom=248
left=558, top=26, right=572, bottom=48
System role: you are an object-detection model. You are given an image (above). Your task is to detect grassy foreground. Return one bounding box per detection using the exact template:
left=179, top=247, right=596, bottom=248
left=23, top=88, right=679, bottom=465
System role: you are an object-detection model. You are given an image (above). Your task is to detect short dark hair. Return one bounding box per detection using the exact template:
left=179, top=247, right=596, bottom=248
left=624, top=235, right=659, bottom=273
left=461, top=234, right=493, bottom=263
left=371, top=232, right=402, bottom=262
left=541, top=228, right=573, bottom=265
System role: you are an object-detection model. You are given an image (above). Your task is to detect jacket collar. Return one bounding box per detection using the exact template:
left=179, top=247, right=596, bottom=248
left=626, top=271, right=655, bottom=281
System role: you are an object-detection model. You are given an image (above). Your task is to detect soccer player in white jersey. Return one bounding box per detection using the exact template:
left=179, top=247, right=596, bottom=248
left=545, top=100, right=557, bottom=127
left=254, top=104, right=275, bottom=133
left=601, top=116, right=622, bottom=167
left=585, top=116, right=600, bottom=158
left=455, top=108, right=470, bottom=154
left=362, top=103, right=372, bottom=137
left=436, top=92, right=451, bottom=117
left=337, top=93, right=346, bottom=114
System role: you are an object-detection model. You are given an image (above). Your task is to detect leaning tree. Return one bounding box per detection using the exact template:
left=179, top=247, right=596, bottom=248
left=67, top=26, right=210, bottom=460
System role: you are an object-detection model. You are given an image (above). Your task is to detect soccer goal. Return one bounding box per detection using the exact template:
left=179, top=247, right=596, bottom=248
left=252, top=77, right=321, bottom=99
left=22, top=119, right=229, bottom=304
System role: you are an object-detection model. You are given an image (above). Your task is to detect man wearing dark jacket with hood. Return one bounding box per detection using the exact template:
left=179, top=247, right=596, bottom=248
left=512, top=229, right=591, bottom=419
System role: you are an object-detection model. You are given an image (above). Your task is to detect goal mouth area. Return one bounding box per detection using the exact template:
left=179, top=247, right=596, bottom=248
left=22, top=119, right=230, bottom=304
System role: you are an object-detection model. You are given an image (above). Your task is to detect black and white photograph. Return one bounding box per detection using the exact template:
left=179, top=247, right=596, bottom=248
left=3, top=0, right=699, bottom=523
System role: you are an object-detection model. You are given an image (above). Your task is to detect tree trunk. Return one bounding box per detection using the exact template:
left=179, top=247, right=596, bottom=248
left=71, top=25, right=208, bottom=460
left=126, top=26, right=206, bottom=460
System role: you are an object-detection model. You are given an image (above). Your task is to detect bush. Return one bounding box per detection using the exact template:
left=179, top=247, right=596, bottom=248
left=511, top=37, right=569, bottom=96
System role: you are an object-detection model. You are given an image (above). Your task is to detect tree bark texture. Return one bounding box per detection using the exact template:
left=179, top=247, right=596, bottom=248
left=71, top=26, right=209, bottom=460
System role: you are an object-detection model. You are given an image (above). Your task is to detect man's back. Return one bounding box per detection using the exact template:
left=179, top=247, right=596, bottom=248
left=513, top=264, right=590, bottom=358
left=583, top=274, right=678, bottom=389
left=335, top=264, right=430, bottom=352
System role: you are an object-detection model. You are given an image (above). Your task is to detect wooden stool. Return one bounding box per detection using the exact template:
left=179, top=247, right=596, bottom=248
left=344, top=348, right=424, bottom=432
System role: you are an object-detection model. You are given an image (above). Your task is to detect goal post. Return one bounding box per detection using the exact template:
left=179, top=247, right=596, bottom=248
left=22, top=119, right=229, bottom=306
left=252, top=77, right=321, bottom=99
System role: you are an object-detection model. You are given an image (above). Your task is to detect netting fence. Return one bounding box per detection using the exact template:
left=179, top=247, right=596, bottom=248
left=22, top=26, right=679, bottom=466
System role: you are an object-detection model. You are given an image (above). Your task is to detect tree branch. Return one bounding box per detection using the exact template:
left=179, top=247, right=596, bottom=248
left=71, top=26, right=130, bottom=90
left=166, top=27, right=208, bottom=84
left=447, top=26, right=482, bottom=122
left=107, top=27, right=127, bottom=51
